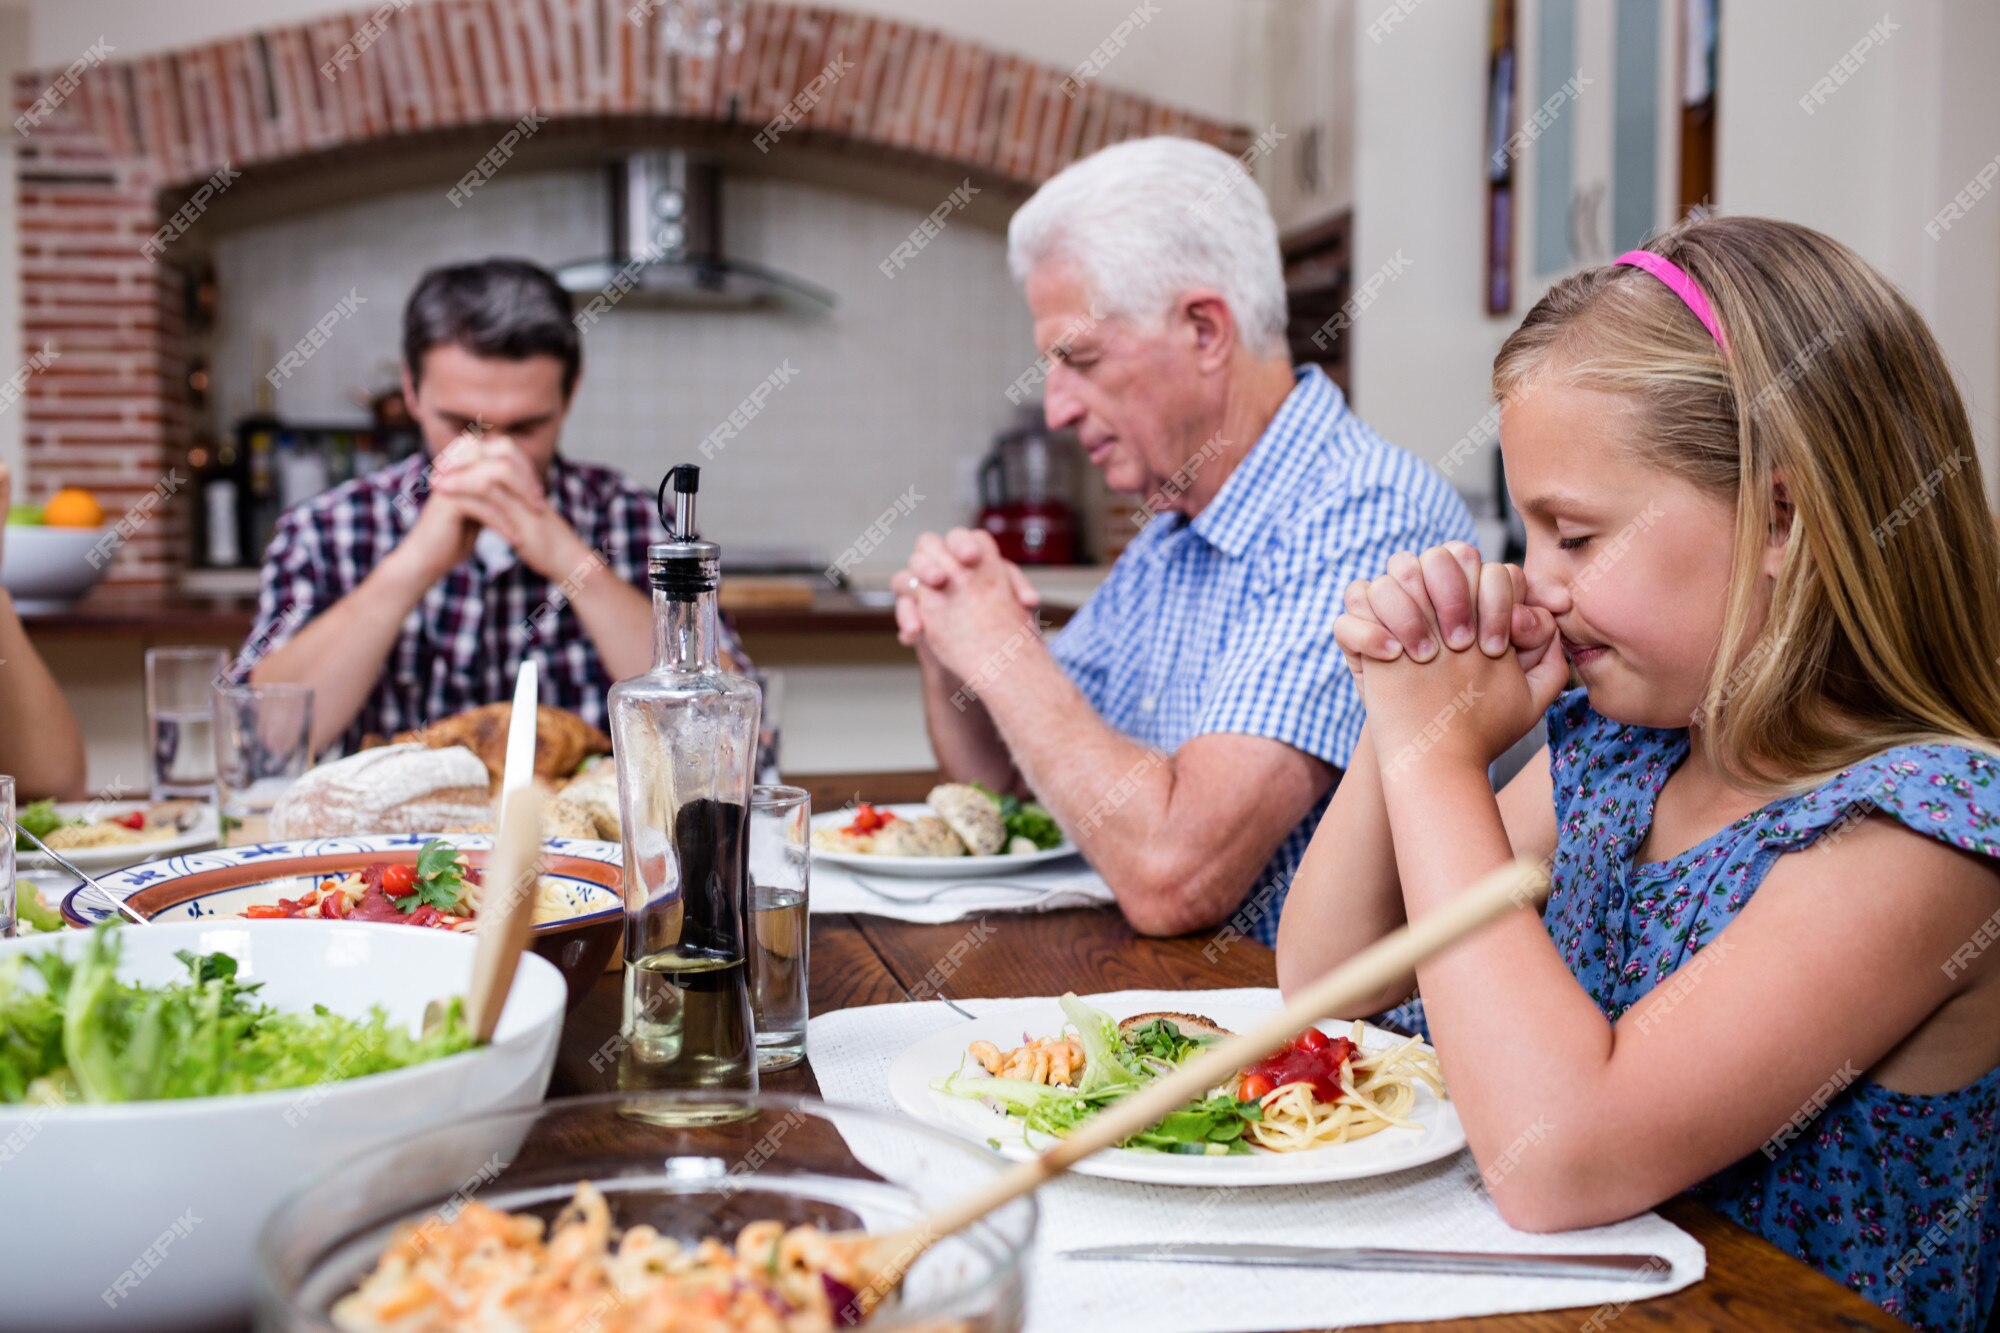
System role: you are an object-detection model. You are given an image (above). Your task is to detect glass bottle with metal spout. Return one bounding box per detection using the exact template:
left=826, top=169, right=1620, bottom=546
left=609, top=464, right=762, bottom=1121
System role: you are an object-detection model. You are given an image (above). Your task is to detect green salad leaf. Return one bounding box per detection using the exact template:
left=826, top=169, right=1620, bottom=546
left=968, top=783, right=1065, bottom=851
left=932, top=994, right=1264, bottom=1155
left=1121, top=1017, right=1211, bottom=1065
left=0, top=925, right=474, bottom=1105
left=1059, top=993, right=1143, bottom=1095
left=1123, top=1094, right=1263, bottom=1155
left=13, top=884, right=64, bottom=934
left=13, top=797, right=69, bottom=851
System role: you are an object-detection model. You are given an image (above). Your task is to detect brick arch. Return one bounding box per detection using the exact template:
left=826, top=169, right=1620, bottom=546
left=12, top=0, right=1247, bottom=584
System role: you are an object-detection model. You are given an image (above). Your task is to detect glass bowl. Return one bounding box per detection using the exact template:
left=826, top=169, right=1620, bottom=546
left=257, top=1092, right=1036, bottom=1332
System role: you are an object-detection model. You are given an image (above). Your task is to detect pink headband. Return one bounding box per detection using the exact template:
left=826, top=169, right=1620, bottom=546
left=1615, top=249, right=1727, bottom=351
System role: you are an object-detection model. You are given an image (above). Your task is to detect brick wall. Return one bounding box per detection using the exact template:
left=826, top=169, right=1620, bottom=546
left=11, top=0, right=1247, bottom=586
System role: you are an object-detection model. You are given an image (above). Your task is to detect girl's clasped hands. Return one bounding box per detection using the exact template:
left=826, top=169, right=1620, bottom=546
left=1332, top=540, right=1570, bottom=777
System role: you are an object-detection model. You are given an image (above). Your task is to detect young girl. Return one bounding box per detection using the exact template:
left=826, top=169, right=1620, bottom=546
left=1275, top=215, right=2000, bottom=1332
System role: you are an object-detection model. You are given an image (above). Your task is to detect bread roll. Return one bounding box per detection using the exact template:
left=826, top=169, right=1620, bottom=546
left=1117, top=1011, right=1235, bottom=1038
left=270, top=743, right=492, bottom=839
left=560, top=757, right=621, bottom=840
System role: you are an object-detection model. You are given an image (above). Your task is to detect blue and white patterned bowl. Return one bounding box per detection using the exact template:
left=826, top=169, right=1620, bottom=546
left=59, top=833, right=626, bottom=1008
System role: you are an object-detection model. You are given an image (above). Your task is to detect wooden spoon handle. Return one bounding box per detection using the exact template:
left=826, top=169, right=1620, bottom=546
left=916, top=859, right=1548, bottom=1243
left=465, top=784, right=545, bottom=1042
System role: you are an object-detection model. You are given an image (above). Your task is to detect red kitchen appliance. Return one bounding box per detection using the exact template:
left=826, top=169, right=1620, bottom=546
left=975, top=416, right=1079, bottom=565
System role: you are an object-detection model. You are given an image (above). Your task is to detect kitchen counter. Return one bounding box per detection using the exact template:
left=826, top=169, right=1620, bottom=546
left=26, top=572, right=1097, bottom=785
left=22, top=581, right=1083, bottom=638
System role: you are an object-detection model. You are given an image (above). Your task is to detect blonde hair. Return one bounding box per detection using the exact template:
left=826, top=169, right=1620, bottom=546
left=1493, top=215, right=2000, bottom=789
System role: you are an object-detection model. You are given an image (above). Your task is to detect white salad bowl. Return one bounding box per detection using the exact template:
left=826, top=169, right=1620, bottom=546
left=0, top=920, right=568, bottom=1332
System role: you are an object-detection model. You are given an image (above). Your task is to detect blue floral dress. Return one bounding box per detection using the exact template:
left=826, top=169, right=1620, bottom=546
left=1390, top=690, right=2000, bottom=1332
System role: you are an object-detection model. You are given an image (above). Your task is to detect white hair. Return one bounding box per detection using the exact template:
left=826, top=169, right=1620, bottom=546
left=1007, top=136, right=1289, bottom=359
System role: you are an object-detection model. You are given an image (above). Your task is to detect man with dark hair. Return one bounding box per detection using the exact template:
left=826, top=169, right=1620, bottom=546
left=233, top=258, right=686, bottom=753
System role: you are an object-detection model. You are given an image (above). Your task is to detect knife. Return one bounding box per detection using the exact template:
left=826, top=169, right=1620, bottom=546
left=501, top=659, right=538, bottom=799
left=1060, top=1244, right=1673, bottom=1282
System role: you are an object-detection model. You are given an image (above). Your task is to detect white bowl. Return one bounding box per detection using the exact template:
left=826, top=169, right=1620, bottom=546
left=0, top=920, right=569, bottom=1332
left=0, top=523, right=114, bottom=610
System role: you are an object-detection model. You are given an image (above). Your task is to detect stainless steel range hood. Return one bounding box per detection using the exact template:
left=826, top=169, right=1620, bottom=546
left=556, top=151, right=836, bottom=313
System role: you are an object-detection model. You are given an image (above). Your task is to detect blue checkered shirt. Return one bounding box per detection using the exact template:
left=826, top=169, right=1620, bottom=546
left=1051, top=366, right=1475, bottom=945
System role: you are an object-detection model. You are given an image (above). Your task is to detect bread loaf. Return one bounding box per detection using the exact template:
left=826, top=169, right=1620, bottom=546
left=392, top=703, right=611, bottom=785
left=269, top=743, right=493, bottom=839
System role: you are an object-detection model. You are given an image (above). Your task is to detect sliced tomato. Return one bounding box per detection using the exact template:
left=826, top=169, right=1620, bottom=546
left=243, top=904, right=286, bottom=919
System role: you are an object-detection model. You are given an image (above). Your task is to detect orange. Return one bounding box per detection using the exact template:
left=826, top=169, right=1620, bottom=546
left=42, top=487, right=104, bottom=527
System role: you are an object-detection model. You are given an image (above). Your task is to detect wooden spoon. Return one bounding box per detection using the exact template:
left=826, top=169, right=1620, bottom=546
left=463, top=783, right=545, bottom=1042
left=836, top=859, right=1551, bottom=1318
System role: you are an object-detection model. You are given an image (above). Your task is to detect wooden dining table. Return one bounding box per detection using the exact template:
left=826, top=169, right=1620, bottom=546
left=545, top=776, right=1911, bottom=1333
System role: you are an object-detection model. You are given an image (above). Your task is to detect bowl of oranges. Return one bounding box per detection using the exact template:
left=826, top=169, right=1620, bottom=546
left=3, top=486, right=113, bottom=611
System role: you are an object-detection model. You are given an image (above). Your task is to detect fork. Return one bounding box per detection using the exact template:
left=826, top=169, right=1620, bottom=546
left=847, top=871, right=1054, bottom=904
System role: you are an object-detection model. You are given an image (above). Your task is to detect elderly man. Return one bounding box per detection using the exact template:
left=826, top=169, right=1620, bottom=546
left=894, top=137, right=1473, bottom=941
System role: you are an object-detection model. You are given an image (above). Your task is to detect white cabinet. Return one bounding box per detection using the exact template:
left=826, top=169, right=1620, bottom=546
left=1251, top=0, right=1356, bottom=235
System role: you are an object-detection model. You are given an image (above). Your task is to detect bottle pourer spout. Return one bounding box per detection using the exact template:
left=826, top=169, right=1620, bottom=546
left=660, top=464, right=701, bottom=541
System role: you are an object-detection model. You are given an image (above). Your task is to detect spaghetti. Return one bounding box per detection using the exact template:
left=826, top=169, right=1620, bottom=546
left=1241, top=1021, right=1445, bottom=1152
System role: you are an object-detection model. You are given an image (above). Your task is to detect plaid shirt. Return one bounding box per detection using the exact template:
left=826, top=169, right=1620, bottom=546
left=1051, top=366, right=1475, bottom=945
left=231, top=452, right=723, bottom=754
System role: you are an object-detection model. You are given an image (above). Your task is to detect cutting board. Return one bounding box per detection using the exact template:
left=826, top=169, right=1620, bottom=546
left=718, top=576, right=818, bottom=610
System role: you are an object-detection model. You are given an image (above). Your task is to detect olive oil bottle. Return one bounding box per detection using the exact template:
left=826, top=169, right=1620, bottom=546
left=608, top=465, right=762, bottom=1122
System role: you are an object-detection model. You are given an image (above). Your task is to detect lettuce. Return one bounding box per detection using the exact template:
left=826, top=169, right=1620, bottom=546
left=12, top=885, right=63, bottom=934
left=967, top=783, right=1065, bottom=851
left=0, top=926, right=474, bottom=1105
left=933, top=996, right=1264, bottom=1156
left=0, top=956, right=65, bottom=1103
left=1059, top=992, right=1143, bottom=1096
left=934, top=1069, right=1098, bottom=1137
left=13, top=798, right=67, bottom=851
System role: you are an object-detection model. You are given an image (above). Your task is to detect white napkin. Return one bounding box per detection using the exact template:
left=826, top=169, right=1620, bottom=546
left=809, top=855, right=1115, bottom=922
left=808, top=989, right=1707, bottom=1333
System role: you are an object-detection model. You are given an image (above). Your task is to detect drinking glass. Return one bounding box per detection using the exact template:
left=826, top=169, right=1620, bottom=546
left=1, top=775, right=15, bottom=939
left=214, top=683, right=315, bottom=846
left=747, top=784, right=810, bottom=1070
left=146, top=646, right=228, bottom=801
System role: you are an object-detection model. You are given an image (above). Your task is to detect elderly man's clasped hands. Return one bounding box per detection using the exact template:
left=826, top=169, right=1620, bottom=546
left=891, top=529, right=1043, bottom=683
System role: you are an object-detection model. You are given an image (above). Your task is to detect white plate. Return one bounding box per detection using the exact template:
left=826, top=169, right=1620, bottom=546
left=811, top=802, right=1079, bottom=878
left=16, top=799, right=219, bottom=870
left=888, top=1000, right=1465, bottom=1186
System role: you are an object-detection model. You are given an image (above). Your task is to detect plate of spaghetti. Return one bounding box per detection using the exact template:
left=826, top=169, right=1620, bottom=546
left=886, top=993, right=1464, bottom=1186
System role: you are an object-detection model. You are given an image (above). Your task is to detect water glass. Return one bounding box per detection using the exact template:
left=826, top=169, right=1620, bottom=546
left=1, top=775, right=14, bottom=939
left=146, top=646, right=228, bottom=801
left=747, top=784, right=810, bottom=1070
left=214, top=683, right=315, bottom=846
